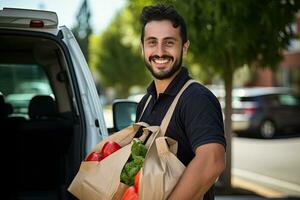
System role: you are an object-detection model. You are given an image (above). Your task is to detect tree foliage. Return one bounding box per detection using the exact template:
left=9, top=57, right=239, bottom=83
left=72, top=0, right=92, bottom=62
left=94, top=9, right=151, bottom=97
left=180, top=0, right=300, bottom=189
left=130, top=0, right=300, bottom=74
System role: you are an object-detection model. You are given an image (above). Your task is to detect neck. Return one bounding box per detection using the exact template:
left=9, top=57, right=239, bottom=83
left=154, top=69, right=180, bottom=98
left=154, top=79, right=172, bottom=97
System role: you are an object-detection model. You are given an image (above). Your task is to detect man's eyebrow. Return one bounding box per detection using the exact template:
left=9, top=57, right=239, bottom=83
left=145, top=37, right=157, bottom=41
left=144, top=37, right=178, bottom=41
left=163, top=37, right=177, bottom=41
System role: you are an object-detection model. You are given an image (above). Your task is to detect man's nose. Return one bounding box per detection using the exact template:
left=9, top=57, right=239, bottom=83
left=155, top=43, right=165, bottom=57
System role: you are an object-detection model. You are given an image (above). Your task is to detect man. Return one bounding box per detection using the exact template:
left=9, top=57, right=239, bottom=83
left=136, top=4, right=226, bottom=200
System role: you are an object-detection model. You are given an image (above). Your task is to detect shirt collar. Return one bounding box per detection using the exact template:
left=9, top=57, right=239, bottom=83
left=146, top=67, right=191, bottom=97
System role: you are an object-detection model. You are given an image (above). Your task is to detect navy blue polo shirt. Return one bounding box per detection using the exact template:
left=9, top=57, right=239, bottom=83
left=136, top=67, right=226, bottom=164
left=136, top=67, right=226, bottom=199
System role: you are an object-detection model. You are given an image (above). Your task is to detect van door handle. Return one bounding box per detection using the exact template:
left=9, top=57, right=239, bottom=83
left=95, top=119, right=99, bottom=127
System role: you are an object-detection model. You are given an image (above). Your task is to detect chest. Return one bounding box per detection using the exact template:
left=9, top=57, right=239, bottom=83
left=140, top=94, right=175, bottom=126
left=138, top=94, right=195, bottom=166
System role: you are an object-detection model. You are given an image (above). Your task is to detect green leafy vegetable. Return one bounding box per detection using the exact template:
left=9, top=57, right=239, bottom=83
left=120, top=139, right=147, bottom=185
left=131, top=139, right=147, bottom=159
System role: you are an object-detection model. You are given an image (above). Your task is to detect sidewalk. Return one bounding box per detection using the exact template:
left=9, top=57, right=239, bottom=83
left=215, top=187, right=300, bottom=200
left=215, top=177, right=300, bottom=200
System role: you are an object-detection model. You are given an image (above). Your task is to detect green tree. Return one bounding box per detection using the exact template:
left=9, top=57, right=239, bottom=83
left=94, top=9, right=151, bottom=97
left=176, top=0, right=300, bottom=190
left=129, top=0, right=300, bottom=190
left=72, top=0, right=92, bottom=63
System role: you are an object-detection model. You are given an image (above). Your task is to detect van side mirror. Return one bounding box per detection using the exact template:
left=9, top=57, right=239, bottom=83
left=112, top=100, right=138, bottom=132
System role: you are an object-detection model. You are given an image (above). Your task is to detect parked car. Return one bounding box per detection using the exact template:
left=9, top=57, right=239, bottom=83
left=232, top=87, right=300, bottom=138
left=129, top=86, right=300, bottom=139
left=0, top=8, right=126, bottom=200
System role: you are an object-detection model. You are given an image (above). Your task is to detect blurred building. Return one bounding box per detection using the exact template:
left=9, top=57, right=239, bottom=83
left=245, top=15, right=300, bottom=94
left=278, top=15, right=300, bottom=93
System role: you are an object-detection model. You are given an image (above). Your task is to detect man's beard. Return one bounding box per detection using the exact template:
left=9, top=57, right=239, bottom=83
left=144, top=51, right=183, bottom=80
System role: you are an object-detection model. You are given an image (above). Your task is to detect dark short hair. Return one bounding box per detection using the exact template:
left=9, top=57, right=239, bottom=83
left=140, top=4, right=188, bottom=44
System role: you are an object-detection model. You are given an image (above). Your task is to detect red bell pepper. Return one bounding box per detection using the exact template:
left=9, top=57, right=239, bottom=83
left=101, top=141, right=121, bottom=158
left=85, top=151, right=103, bottom=161
left=134, top=170, right=141, bottom=192
left=121, top=186, right=138, bottom=200
left=85, top=141, right=121, bottom=161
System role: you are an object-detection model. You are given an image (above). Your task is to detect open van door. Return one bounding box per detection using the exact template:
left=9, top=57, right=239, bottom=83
left=60, top=27, right=109, bottom=152
left=0, top=7, right=109, bottom=199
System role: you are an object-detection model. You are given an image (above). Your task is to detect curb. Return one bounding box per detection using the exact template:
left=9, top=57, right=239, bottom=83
left=232, top=176, right=285, bottom=198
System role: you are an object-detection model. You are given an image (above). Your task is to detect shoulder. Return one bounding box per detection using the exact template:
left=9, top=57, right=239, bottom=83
left=176, top=82, right=223, bottom=119
left=180, top=82, right=220, bottom=107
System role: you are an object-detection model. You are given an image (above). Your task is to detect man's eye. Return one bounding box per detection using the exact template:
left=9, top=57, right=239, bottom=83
left=166, top=41, right=174, bottom=46
left=148, top=41, right=156, bottom=46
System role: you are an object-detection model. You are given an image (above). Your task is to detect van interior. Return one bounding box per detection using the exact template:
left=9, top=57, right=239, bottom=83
left=0, top=32, right=82, bottom=200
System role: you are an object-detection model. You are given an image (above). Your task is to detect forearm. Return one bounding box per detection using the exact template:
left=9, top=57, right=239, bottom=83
left=168, top=143, right=225, bottom=200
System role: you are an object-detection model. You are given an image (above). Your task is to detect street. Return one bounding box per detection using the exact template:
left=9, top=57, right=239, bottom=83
left=232, top=134, right=300, bottom=198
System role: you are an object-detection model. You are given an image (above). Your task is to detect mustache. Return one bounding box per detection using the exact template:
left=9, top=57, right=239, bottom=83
left=149, top=55, right=174, bottom=62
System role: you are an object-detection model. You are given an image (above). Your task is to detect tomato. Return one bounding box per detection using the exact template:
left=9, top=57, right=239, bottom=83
left=101, top=141, right=121, bottom=158
left=85, top=151, right=103, bottom=161
left=121, top=186, right=138, bottom=200
left=134, top=170, right=141, bottom=192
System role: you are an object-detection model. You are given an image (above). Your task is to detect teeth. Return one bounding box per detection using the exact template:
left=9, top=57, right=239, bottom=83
left=153, top=58, right=169, bottom=64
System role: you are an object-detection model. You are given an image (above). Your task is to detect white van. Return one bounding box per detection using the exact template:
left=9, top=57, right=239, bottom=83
left=0, top=8, right=136, bottom=200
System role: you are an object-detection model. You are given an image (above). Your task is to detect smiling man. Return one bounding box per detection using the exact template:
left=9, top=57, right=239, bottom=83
left=142, top=18, right=186, bottom=80
left=136, top=4, right=226, bottom=200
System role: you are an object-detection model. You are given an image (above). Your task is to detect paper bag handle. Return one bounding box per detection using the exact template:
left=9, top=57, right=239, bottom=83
left=133, top=122, right=149, bottom=130
left=160, top=80, right=197, bottom=136
left=137, top=95, right=152, bottom=122
left=156, top=137, right=178, bottom=155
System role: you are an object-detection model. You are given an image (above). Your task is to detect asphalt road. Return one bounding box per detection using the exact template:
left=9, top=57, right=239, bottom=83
left=232, top=134, right=300, bottom=197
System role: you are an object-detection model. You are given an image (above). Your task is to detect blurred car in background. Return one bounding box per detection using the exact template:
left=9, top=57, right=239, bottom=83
left=128, top=86, right=300, bottom=139
left=232, top=87, right=300, bottom=138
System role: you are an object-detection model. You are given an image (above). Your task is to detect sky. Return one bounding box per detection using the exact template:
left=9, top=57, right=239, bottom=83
left=0, top=0, right=126, bottom=34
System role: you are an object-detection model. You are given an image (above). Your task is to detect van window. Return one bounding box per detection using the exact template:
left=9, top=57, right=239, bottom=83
left=0, top=64, right=53, bottom=117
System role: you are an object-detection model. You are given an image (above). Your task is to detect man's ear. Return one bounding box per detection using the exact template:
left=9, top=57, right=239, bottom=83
left=183, top=40, right=190, bottom=55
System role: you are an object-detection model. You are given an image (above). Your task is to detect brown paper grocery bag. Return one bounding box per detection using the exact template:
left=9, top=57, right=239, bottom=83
left=68, top=122, right=151, bottom=199
left=139, top=136, right=185, bottom=200
left=81, top=143, right=132, bottom=199
left=79, top=182, right=128, bottom=200
left=91, top=122, right=149, bottom=153
left=138, top=80, right=196, bottom=200
left=81, top=126, right=160, bottom=200
left=111, top=183, right=129, bottom=200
